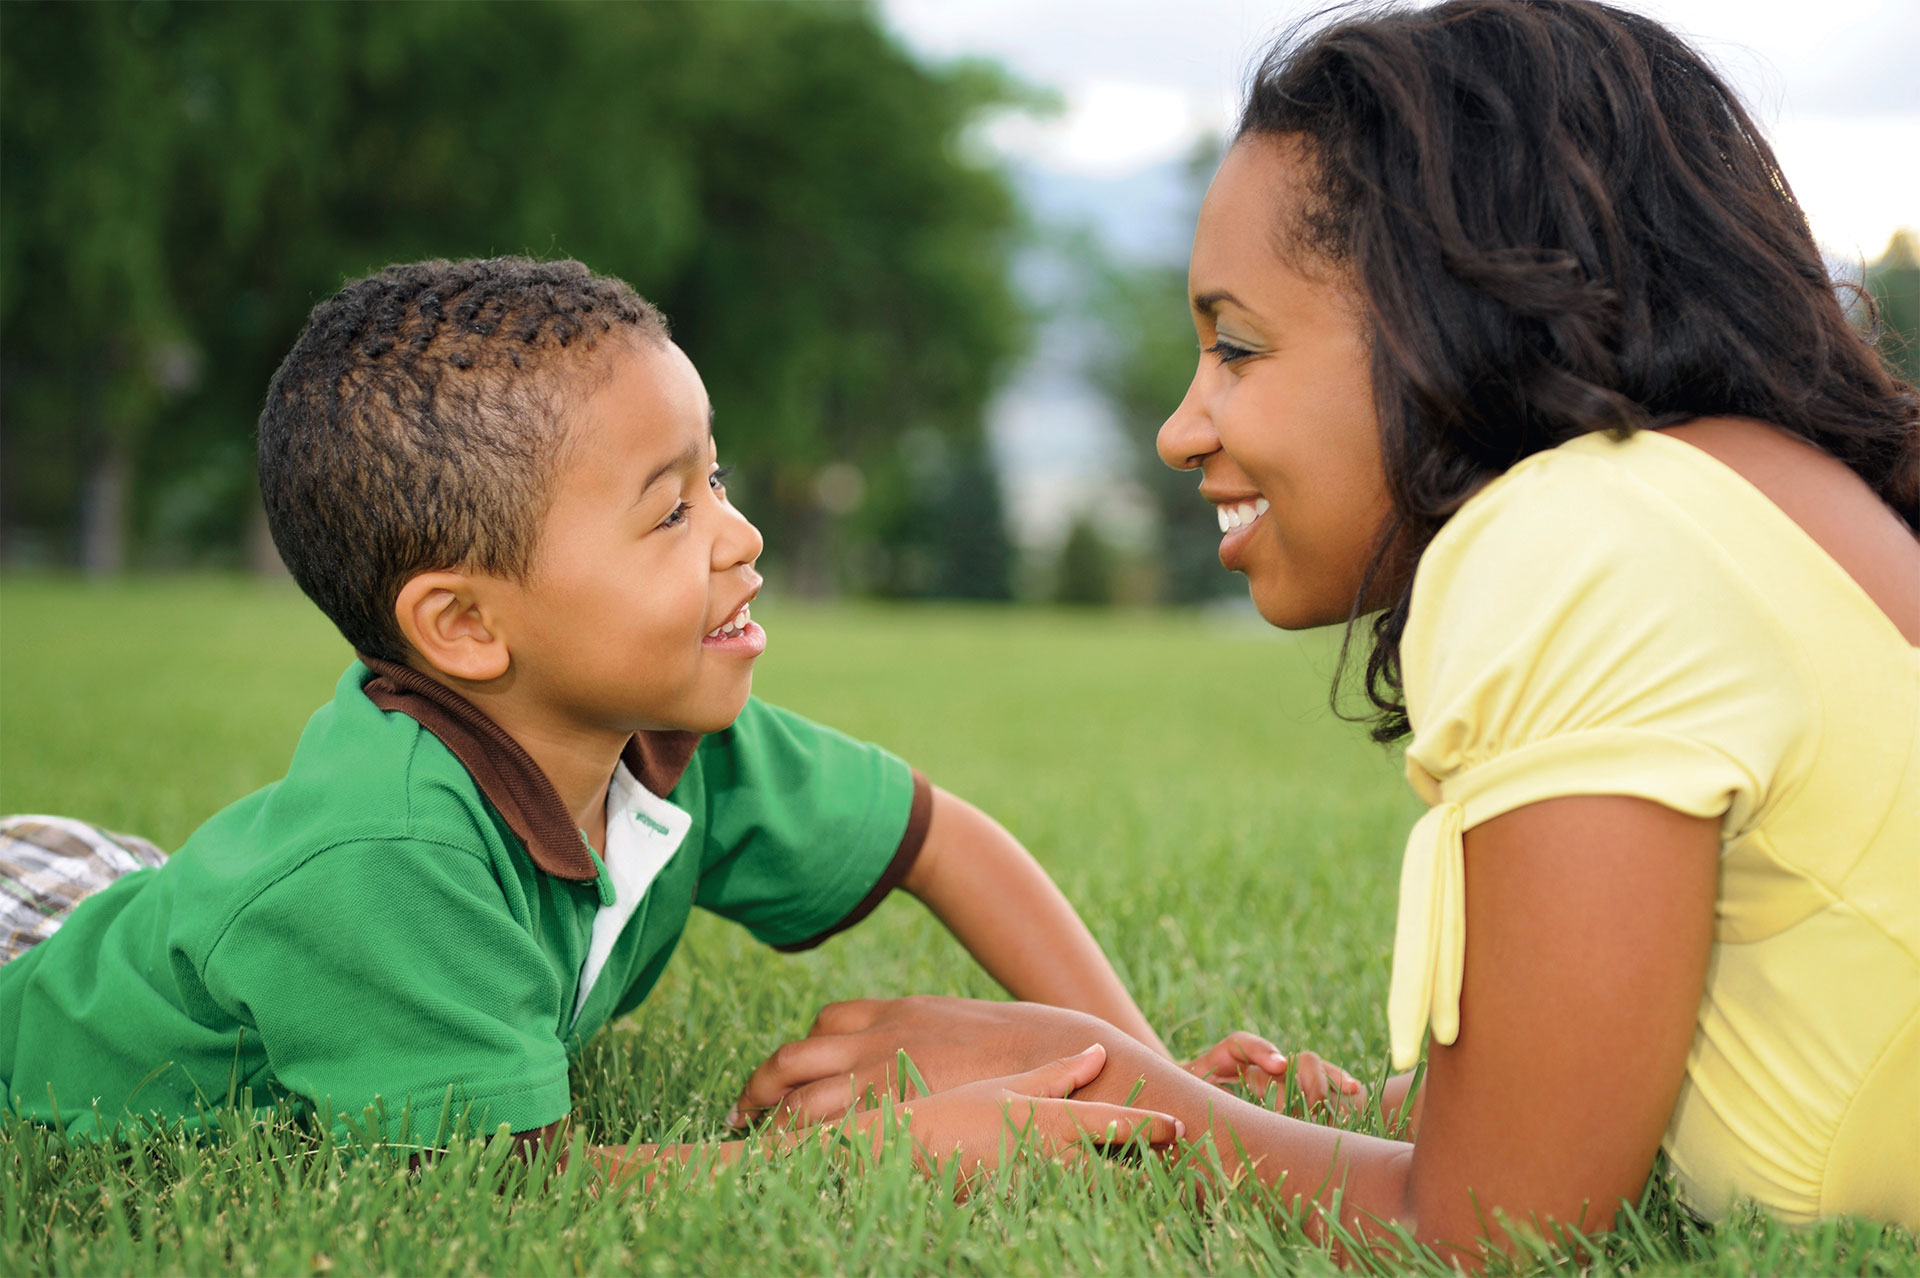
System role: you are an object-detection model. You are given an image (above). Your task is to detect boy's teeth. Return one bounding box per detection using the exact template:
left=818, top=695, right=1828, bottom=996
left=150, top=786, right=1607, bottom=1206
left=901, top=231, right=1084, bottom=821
left=707, top=602, right=752, bottom=639
left=1215, top=497, right=1270, bottom=533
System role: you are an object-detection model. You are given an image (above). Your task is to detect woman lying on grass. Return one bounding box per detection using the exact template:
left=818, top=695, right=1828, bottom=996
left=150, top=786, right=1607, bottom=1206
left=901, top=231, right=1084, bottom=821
left=734, top=0, right=1920, bottom=1261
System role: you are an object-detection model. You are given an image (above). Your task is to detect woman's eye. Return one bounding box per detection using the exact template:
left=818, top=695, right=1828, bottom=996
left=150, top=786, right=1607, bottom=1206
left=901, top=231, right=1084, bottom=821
left=658, top=501, right=691, bottom=530
left=1206, top=338, right=1255, bottom=366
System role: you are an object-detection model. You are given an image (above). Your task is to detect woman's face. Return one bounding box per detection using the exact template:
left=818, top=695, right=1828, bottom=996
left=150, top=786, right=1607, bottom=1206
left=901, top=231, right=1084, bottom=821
left=1158, top=134, right=1392, bottom=630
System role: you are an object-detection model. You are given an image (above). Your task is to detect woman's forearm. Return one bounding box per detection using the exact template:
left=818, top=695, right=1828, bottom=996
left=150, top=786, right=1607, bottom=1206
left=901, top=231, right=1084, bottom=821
left=1073, top=1035, right=1417, bottom=1246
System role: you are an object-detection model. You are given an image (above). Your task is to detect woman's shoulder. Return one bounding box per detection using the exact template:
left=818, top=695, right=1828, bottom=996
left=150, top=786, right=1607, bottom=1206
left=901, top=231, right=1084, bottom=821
left=1415, top=421, right=1920, bottom=652
left=1425, top=427, right=1739, bottom=565
left=1400, top=428, right=1820, bottom=817
left=1408, top=428, right=1773, bottom=652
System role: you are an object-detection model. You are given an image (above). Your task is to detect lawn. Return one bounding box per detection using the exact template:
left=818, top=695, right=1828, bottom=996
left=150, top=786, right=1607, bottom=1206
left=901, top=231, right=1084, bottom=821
left=1, top=576, right=1912, bottom=1275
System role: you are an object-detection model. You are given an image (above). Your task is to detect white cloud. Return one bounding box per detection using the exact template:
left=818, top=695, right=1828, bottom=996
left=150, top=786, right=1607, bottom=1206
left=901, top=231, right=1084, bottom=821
left=1770, top=114, right=1920, bottom=261
left=984, top=79, right=1216, bottom=178
left=882, top=0, right=1918, bottom=253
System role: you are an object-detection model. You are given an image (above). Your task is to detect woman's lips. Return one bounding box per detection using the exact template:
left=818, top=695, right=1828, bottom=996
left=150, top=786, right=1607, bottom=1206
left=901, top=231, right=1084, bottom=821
left=1215, top=496, right=1268, bottom=571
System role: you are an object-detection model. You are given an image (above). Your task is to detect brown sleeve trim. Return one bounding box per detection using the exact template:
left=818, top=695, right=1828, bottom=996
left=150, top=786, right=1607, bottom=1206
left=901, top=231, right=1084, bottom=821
left=772, top=769, right=934, bottom=954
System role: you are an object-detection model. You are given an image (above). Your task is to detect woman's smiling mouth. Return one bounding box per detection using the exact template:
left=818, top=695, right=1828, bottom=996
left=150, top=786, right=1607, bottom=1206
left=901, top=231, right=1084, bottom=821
left=1212, top=495, right=1270, bottom=573
left=1215, top=497, right=1270, bottom=533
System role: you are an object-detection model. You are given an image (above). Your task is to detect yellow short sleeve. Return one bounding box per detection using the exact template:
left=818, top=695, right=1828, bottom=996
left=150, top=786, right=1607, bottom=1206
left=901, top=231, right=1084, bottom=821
left=1387, top=439, right=1812, bottom=1069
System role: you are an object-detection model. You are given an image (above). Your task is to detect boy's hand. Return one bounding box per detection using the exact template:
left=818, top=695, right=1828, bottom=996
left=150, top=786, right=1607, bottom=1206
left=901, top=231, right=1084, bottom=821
left=1183, top=1031, right=1367, bottom=1114
left=876, top=1043, right=1182, bottom=1177
left=730, top=995, right=1117, bottom=1130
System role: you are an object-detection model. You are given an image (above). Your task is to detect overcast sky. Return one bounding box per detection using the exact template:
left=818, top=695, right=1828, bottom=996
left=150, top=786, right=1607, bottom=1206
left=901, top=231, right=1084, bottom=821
left=879, top=0, right=1919, bottom=262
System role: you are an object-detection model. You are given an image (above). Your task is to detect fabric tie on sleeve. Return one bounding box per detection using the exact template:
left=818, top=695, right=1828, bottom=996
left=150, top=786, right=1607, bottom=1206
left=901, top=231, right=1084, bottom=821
left=1387, top=801, right=1466, bottom=1071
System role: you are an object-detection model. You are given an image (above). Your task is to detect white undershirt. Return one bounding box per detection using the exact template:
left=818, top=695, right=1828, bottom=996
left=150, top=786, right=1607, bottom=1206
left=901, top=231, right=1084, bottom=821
left=570, top=761, right=692, bottom=1027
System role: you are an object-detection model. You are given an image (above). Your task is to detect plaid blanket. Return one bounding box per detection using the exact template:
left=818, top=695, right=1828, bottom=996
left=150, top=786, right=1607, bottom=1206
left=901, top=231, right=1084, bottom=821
left=1, top=816, right=167, bottom=963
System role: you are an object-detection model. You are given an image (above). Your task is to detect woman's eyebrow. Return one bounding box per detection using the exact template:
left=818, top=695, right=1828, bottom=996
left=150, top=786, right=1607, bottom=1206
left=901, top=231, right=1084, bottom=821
left=1191, top=289, right=1245, bottom=317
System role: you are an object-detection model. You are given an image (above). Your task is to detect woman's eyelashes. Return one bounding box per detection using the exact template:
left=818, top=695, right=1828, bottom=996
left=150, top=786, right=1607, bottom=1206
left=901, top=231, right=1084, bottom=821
left=1205, top=337, right=1256, bottom=366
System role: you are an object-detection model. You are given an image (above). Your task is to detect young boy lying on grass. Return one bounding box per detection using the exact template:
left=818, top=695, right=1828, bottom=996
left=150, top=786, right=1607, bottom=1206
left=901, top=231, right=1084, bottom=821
left=0, top=258, right=1353, bottom=1175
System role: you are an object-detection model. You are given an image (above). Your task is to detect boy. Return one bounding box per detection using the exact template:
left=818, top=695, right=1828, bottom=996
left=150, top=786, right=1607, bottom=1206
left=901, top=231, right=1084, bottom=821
left=0, top=257, right=1220, bottom=1166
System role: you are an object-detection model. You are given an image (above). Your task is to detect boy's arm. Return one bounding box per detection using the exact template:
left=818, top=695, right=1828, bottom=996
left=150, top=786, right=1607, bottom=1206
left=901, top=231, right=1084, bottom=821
left=523, top=1045, right=1178, bottom=1187
left=900, top=786, right=1169, bottom=1057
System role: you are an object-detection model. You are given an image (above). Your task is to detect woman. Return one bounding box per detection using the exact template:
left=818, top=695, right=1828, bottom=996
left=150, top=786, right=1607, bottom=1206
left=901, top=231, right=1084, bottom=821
left=734, top=0, right=1920, bottom=1258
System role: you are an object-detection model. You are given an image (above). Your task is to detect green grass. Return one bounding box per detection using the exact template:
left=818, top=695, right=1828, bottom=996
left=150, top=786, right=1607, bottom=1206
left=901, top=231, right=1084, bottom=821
left=2, top=576, right=1913, bottom=1275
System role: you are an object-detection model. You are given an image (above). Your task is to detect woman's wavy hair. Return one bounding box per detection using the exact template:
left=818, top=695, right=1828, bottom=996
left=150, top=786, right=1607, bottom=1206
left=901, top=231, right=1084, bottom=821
left=1239, top=0, right=1920, bottom=741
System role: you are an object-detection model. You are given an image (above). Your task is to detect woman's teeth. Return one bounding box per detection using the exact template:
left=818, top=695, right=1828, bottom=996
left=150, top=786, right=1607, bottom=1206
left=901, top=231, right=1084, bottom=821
left=707, top=603, right=752, bottom=639
left=1216, top=497, right=1270, bottom=533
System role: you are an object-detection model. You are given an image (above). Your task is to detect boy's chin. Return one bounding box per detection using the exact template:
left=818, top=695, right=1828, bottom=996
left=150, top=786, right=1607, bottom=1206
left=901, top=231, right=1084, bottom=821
left=675, top=684, right=754, bottom=735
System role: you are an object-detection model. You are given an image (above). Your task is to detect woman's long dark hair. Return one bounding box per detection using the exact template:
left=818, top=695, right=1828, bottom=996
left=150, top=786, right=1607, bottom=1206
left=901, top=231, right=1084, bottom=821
left=1240, top=0, right=1920, bottom=741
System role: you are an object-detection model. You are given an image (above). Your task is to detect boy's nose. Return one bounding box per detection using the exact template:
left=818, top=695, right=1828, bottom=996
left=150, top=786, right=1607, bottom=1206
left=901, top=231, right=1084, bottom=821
left=715, top=500, right=764, bottom=570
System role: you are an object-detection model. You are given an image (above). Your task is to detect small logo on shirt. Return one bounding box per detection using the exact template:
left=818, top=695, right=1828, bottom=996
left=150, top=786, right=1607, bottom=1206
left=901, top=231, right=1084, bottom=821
left=632, top=810, right=671, bottom=837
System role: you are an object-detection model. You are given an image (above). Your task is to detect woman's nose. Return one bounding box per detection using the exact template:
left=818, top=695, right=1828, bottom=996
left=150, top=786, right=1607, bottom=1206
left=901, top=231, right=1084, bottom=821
left=1156, top=368, right=1219, bottom=472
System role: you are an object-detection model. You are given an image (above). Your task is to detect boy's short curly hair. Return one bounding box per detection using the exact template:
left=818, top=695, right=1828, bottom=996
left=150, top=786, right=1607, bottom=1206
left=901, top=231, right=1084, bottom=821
left=259, top=257, right=668, bottom=663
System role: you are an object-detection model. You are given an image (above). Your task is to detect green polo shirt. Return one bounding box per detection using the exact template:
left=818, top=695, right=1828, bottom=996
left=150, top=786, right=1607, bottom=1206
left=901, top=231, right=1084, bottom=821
left=0, top=662, right=923, bottom=1143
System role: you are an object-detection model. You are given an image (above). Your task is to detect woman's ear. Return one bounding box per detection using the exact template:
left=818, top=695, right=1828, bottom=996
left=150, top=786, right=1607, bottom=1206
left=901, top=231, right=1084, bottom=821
left=393, top=571, right=511, bottom=683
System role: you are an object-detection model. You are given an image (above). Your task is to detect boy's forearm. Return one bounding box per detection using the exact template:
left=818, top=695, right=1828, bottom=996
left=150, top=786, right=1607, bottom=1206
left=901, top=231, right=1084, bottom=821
left=1379, top=1070, right=1424, bottom=1137
left=902, top=787, right=1170, bottom=1057
left=589, top=1110, right=915, bottom=1191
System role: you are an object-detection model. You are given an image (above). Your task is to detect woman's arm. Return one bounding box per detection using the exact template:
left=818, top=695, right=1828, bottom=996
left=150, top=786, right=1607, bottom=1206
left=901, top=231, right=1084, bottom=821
left=739, top=795, right=1719, bottom=1263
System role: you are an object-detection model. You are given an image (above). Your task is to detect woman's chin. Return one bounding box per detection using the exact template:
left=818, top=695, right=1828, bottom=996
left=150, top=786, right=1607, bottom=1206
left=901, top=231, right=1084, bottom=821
left=1246, top=576, right=1350, bottom=632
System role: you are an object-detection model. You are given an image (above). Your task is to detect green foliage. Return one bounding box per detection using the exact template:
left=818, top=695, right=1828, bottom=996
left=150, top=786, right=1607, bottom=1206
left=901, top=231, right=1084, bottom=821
left=1075, top=143, right=1238, bottom=605
left=1053, top=514, right=1116, bottom=605
left=871, top=434, right=1016, bottom=600
left=1865, top=229, right=1920, bottom=384
left=0, top=2, right=1024, bottom=587
left=4, top=577, right=1916, bottom=1274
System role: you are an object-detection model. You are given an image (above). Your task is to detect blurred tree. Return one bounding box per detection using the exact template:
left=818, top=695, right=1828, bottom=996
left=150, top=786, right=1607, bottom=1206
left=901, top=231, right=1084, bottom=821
left=1052, top=513, right=1115, bottom=606
left=0, top=1, right=1025, bottom=589
left=1865, top=229, right=1919, bottom=384
left=1082, top=254, right=1236, bottom=603
left=1076, top=142, right=1235, bottom=605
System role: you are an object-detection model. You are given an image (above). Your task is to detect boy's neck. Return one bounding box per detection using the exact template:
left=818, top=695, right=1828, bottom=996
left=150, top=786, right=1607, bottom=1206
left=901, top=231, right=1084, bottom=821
left=455, top=690, right=628, bottom=858
left=376, top=655, right=631, bottom=859
left=360, top=656, right=706, bottom=877
left=485, top=713, right=624, bottom=855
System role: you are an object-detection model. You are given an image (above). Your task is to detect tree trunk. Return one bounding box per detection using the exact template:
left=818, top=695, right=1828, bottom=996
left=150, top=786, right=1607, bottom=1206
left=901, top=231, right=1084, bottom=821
left=79, top=438, right=129, bottom=575
left=246, top=486, right=288, bottom=576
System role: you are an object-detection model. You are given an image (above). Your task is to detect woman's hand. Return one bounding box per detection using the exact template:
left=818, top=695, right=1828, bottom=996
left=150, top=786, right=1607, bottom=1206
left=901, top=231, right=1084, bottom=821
left=870, top=1043, right=1183, bottom=1176
left=729, top=995, right=1122, bottom=1130
left=1183, top=1030, right=1368, bottom=1114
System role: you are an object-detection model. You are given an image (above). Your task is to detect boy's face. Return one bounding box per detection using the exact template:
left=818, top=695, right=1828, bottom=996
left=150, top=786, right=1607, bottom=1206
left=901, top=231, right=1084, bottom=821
left=493, top=338, right=766, bottom=737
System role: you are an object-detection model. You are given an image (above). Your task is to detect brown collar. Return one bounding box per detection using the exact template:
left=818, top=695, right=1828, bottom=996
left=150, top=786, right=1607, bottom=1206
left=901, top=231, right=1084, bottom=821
left=357, top=655, right=702, bottom=882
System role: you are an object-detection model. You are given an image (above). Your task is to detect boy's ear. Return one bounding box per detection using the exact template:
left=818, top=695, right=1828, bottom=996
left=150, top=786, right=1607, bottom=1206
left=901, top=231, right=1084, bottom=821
left=393, top=571, right=511, bottom=683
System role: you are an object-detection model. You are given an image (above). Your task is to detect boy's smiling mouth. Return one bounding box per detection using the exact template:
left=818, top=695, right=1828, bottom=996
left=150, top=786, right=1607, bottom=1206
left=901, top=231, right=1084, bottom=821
left=702, top=597, right=767, bottom=655
left=706, top=600, right=753, bottom=639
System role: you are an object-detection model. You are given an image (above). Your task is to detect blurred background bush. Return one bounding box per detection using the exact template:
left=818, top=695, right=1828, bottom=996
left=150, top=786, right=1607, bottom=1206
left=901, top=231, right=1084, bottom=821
left=2, top=1, right=1913, bottom=604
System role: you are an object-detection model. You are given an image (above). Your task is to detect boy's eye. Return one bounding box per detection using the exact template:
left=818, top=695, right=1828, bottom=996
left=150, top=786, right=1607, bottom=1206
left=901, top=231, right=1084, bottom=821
left=658, top=501, right=691, bottom=530
left=1205, top=338, right=1255, bottom=366
left=709, top=465, right=734, bottom=495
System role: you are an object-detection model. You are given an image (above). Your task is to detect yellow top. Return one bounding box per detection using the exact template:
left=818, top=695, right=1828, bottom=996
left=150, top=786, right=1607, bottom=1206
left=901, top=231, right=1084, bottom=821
left=1389, top=428, right=1919, bottom=1230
